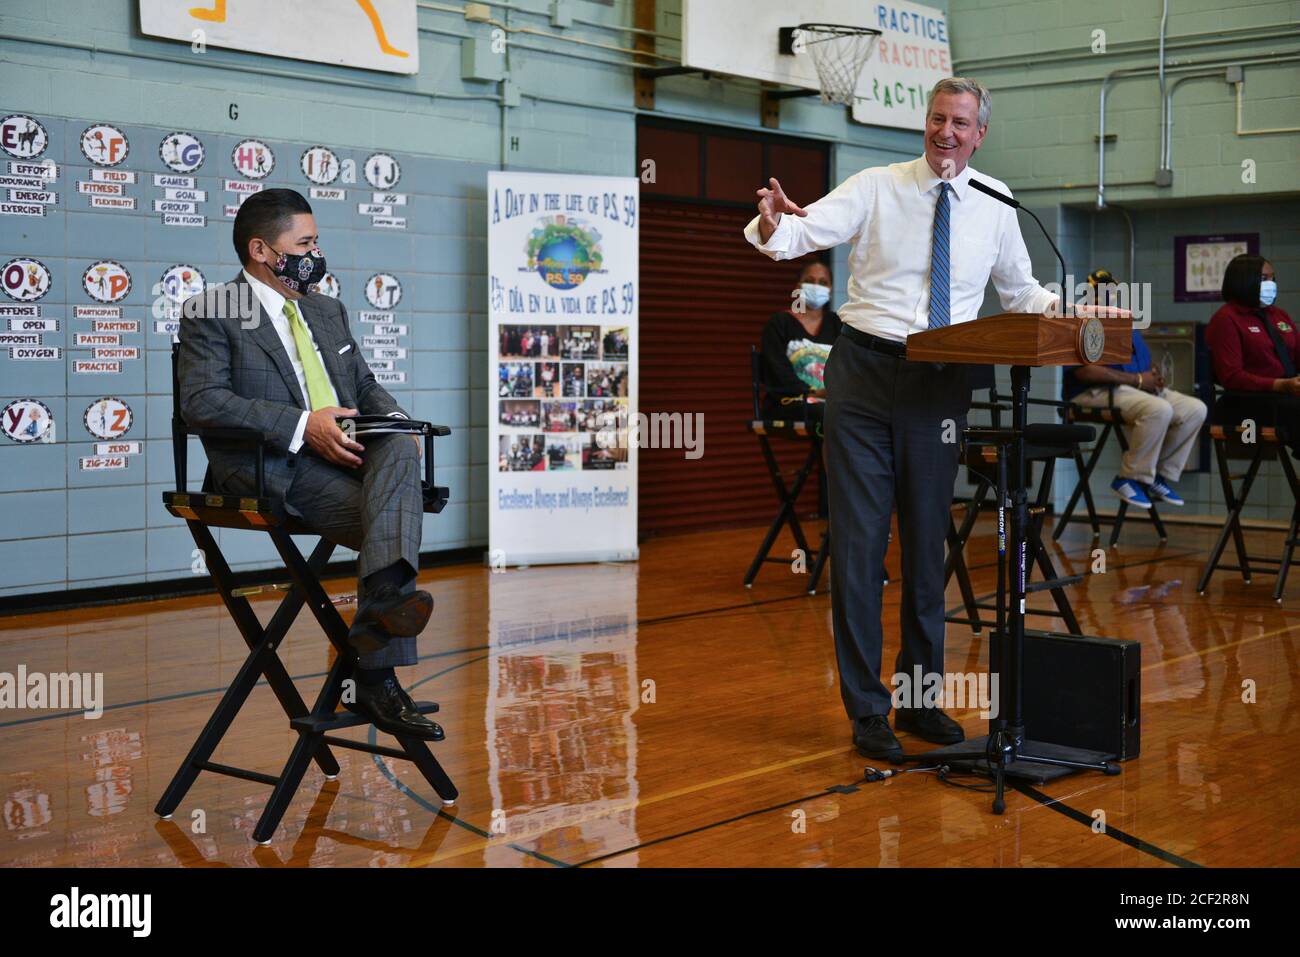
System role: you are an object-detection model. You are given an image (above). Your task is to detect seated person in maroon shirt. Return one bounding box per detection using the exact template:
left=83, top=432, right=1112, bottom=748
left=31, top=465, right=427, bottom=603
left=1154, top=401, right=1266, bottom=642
left=1205, top=254, right=1300, bottom=457
left=759, top=260, right=842, bottom=425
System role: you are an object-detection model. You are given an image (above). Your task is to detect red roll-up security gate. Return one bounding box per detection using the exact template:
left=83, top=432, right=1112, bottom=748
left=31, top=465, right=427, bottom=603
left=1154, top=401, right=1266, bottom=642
left=637, top=119, right=830, bottom=538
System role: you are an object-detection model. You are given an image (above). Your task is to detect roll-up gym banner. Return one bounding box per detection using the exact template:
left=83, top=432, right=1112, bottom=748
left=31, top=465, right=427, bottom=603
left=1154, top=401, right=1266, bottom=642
left=487, top=170, right=638, bottom=566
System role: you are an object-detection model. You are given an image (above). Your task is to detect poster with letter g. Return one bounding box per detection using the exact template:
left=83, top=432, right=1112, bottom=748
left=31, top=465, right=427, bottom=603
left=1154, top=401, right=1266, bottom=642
left=487, top=170, right=638, bottom=566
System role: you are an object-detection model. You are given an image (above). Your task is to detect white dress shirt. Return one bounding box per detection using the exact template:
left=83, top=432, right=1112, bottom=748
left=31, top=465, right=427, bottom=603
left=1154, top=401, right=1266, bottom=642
left=744, top=156, right=1059, bottom=343
left=243, top=269, right=339, bottom=453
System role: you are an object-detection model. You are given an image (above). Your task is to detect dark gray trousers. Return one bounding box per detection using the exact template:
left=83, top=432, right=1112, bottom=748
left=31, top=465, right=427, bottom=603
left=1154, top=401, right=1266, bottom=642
left=283, top=433, right=425, bottom=669
left=823, top=335, right=970, bottom=721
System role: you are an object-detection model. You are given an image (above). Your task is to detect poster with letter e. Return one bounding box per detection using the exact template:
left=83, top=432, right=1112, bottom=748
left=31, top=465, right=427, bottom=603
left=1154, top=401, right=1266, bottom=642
left=851, top=1, right=951, bottom=131
left=488, top=170, right=638, bottom=566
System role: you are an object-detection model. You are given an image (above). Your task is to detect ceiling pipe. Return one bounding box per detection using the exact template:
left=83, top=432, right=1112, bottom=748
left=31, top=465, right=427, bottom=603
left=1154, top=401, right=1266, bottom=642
left=1156, top=0, right=1170, bottom=186
left=956, top=21, right=1300, bottom=72
left=1165, top=59, right=1300, bottom=169
left=1096, top=50, right=1300, bottom=210
left=1234, top=77, right=1300, bottom=134
left=1163, top=70, right=1228, bottom=170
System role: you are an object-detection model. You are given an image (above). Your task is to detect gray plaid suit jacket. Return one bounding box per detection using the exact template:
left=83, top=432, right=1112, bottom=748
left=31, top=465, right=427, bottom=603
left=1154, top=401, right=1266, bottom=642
left=177, top=272, right=407, bottom=509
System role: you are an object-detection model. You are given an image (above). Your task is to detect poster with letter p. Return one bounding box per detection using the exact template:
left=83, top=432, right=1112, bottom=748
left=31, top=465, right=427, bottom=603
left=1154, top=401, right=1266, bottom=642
left=487, top=170, right=638, bottom=566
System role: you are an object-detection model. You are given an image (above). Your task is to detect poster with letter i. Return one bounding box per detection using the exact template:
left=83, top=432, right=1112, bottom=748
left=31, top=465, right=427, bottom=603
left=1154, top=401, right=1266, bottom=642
left=487, top=170, right=639, bottom=566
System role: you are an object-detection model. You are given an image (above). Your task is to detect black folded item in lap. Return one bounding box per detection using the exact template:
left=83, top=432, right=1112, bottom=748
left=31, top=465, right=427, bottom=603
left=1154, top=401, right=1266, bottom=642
left=335, top=414, right=429, bottom=438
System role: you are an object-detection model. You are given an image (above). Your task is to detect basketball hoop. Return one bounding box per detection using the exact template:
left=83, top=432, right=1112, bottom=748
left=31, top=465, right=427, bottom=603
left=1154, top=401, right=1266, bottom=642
left=782, top=23, right=882, bottom=105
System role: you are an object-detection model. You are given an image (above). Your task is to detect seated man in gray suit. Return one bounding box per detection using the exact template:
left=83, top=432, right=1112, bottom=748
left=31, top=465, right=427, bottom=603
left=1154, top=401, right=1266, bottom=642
left=178, top=188, right=441, bottom=740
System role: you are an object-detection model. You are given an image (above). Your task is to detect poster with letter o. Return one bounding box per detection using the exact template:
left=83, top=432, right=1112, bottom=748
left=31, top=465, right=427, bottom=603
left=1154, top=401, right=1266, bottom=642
left=487, top=171, right=638, bottom=566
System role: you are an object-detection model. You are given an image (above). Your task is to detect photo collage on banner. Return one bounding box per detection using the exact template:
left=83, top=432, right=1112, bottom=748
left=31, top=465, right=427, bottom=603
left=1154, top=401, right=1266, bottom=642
left=495, top=322, right=630, bottom=473
left=488, top=171, right=639, bottom=565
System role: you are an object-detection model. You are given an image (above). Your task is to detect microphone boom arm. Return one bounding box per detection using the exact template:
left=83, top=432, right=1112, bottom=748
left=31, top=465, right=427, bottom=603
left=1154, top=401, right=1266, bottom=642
left=968, top=177, right=1069, bottom=314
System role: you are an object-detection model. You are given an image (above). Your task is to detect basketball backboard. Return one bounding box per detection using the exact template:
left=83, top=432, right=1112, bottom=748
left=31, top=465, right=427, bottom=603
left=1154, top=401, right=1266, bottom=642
left=680, top=0, right=952, bottom=131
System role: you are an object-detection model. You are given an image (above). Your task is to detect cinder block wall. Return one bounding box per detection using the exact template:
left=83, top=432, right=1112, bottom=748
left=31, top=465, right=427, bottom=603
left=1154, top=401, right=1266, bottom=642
left=951, top=0, right=1300, bottom=524
left=0, top=0, right=945, bottom=598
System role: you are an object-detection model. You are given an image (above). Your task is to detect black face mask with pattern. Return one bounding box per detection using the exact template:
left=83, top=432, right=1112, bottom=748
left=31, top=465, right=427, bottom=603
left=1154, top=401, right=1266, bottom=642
left=266, top=243, right=327, bottom=294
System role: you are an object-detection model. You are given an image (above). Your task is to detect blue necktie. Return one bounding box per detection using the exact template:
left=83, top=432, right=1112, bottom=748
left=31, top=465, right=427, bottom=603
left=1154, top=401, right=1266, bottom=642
left=928, top=182, right=952, bottom=330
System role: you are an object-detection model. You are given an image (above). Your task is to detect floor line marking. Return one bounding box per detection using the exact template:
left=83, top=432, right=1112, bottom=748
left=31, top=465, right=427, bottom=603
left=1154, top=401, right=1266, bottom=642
left=1144, top=618, right=1300, bottom=671
left=382, top=744, right=856, bottom=866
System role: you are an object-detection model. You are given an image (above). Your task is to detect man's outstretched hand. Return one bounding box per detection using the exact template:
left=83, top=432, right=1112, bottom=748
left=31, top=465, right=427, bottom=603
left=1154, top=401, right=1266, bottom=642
left=756, top=177, right=807, bottom=244
left=306, top=406, right=364, bottom=468
left=1046, top=300, right=1134, bottom=320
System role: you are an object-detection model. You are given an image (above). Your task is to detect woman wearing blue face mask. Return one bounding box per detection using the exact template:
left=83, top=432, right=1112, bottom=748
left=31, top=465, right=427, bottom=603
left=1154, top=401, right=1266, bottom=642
left=1206, top=255, right=1300, bottom=457
left=759, top=259, right=842, bottom=424
left=757, top=259, right=887, bottom=576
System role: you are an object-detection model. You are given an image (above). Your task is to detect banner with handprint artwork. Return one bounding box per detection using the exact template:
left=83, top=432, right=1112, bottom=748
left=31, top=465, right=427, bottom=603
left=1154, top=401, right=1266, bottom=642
left=488, top=170, right=639, bottom=566
left=139, top=0, right=419, bottom=75
left=1174, top=233, right=1259, bottom=303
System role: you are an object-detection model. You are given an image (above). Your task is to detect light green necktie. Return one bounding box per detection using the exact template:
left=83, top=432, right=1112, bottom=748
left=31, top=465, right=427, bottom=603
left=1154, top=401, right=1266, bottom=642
left=283, top=300, right=335, bottom=411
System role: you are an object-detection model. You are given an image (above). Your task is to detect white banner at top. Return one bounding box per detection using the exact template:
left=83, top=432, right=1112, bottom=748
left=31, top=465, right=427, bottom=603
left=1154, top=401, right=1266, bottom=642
left=851, top=1, right=952, bottom=131
left=140, top=0, right=420, bottom=75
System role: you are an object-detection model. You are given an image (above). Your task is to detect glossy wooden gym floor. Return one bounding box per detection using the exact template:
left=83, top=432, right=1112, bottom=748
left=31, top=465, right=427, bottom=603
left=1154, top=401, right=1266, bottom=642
left=1, top=516, right=1297, bottom=867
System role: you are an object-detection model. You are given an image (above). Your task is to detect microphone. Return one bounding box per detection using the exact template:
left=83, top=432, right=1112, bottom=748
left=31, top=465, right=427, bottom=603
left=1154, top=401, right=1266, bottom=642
left=968, top=177, right=1068, bottom=313
left=966, top=177, right=1020, bottom=208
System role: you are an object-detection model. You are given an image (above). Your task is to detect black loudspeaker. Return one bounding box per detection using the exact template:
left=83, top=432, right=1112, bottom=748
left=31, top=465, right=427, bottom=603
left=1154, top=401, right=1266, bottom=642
left=1021, top=629, right=1141, bottom=760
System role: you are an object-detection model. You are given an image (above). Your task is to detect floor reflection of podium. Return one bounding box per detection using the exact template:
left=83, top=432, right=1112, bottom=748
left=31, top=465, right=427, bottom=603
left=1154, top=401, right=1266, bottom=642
left=486, top=564, right=640, bottom=866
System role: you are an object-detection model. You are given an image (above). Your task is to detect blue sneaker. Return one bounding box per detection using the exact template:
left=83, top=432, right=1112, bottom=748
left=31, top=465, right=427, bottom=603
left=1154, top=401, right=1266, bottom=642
left=1110, top=476, right=1152, bottom=509
left=1147, top=475, right=1185, bottom=506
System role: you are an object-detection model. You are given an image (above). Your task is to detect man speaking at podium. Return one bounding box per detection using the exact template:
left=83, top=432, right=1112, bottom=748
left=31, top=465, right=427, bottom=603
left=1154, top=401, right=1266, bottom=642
left=745, top=77, right=1100, bottom=760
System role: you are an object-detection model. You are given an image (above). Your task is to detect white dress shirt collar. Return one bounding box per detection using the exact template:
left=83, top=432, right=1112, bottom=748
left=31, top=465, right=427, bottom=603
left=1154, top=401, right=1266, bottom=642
left=912, top=155, right=974, bottom=201
left=242, top=268, right=288, bottom=320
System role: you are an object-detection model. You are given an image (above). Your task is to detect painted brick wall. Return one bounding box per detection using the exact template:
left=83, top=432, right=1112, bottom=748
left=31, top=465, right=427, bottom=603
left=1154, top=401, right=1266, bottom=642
left=950, top=0, right=1300, bottom=523
left=0, top=0, right=941, bottom=597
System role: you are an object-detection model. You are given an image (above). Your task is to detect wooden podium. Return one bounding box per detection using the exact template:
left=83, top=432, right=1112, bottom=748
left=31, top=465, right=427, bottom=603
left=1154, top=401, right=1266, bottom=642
left=899, top=311, right=1131, bottom=813
left=906, top=311, right=1131, bottom=366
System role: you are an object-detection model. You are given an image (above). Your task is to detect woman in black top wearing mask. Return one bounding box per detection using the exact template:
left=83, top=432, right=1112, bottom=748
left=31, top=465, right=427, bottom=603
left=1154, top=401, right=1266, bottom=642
left=759, top=260, right=841, bottom=424
left=756, top=259, right=877, bottom=571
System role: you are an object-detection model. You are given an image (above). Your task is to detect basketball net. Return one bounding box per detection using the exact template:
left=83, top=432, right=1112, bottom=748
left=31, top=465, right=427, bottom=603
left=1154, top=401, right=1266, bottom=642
left=797, top=25, right=881, bottom=106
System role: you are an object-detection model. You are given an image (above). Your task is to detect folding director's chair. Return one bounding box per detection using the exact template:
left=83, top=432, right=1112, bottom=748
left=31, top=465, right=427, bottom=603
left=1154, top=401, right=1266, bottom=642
left=1197, top=396, right=1300, bottom=602
left=945, top=390, right=1090, bottom=636
left=154, top=343, right=459, bottom=845
left=1052, top=388, right=1168, bottom=547
left=744, top=344, right=832, bottom=594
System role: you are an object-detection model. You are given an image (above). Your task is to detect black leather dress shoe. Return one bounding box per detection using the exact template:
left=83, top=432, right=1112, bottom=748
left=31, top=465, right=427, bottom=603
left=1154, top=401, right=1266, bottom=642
left=347, top=585, right=434, bottom=654
left=345, top=675, right=445, bottom=740
left=894, top=707, right=965, bottom=745
left=853, top=714, right=903, bottom=760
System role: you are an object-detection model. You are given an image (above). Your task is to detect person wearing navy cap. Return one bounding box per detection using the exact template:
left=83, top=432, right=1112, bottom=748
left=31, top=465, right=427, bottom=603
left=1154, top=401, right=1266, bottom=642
left=1065, top=268, right=1207, bottom=509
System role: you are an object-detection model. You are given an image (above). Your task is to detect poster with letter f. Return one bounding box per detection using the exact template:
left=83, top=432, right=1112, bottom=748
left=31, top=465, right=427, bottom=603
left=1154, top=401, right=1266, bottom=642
left=487, top=170, right=639, bottom=566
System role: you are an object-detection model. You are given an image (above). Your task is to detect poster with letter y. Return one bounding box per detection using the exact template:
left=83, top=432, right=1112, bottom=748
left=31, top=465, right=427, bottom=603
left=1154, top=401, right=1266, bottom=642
left=487, top=170, right=638, bottom=566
